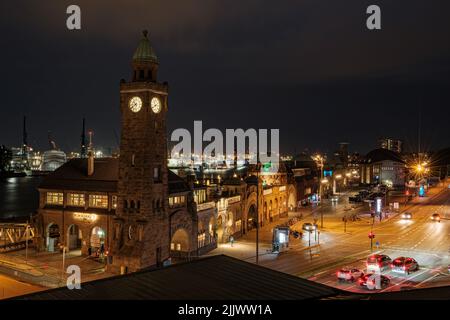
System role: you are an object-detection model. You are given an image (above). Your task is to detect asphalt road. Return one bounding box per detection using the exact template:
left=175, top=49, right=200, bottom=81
left=216, top=185, right=450, bottom=294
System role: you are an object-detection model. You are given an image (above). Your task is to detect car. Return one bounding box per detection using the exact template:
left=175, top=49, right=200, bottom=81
left=366, top=254, right=392, bottom=272
left=358, top=274, right=390, bottom=290
left=401, top=212, right=412, bottom=220
left=391, top=257, right=419, bottom=274
left=302, top=223, right=317, bottom=231
left=431, top=213, right=441, bottom=222
left=336, top=268, right=364, bottom=282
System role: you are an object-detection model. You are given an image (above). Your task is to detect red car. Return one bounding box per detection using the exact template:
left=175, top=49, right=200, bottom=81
left=391, top=257, right=419, bottom=274
left=358, top=274, right=390, bottom=290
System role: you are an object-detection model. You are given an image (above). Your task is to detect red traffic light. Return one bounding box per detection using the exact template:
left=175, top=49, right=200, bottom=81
left=368, top=232, right=375, bottom=239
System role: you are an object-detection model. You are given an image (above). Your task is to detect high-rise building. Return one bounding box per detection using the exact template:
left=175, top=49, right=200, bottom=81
left=379, top=138, right=402, bottom=154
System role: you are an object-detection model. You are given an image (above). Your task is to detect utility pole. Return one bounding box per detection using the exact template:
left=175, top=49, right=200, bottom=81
left=255, top=162, right=260, bottom=265
left=61, top=246, right=66, bottom=285
left=25, top=221, right=29, bottom=264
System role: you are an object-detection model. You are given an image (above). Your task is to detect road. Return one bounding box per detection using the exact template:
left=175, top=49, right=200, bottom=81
left=210, top=184, right=450, bottom=294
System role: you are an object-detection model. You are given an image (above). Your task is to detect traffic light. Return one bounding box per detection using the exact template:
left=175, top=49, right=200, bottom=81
left=368, top=232, right=375, bottom=239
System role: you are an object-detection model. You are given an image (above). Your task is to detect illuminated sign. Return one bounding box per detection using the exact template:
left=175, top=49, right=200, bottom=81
left=73, top=213, right=97, bottom=223
left=375, top=197, right=382, bottom=214
left=419, top=185, right=425, bottom=197
left=324, top=170, right=333, bottom=177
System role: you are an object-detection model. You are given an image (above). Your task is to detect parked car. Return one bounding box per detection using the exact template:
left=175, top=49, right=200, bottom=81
left=336, top=268, right=364, bottom=282
left=431, top=213, right=441, bottom=222
left=401, top=212, right=412, bottom=220
left=391, top=257, right=419, bottom=274
left=358, top=274, right=390, bottom=290
left=366, top=254, right=392, bottom=272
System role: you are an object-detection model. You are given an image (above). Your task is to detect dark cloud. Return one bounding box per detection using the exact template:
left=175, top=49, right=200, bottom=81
left=0, top=0, right=449, bottom=154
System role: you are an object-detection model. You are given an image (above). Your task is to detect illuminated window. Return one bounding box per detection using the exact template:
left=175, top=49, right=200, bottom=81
left=46, top=192, right=63, bottom=205
left=89, top=194, right=108, bottom=208
left=67, top=193, right=85, bottom=207
left=198, top=232, right=206, bottom=248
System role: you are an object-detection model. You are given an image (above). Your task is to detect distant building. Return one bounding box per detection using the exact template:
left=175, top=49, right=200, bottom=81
left=379, top=138, right=403, bottom=154
left=360, top=148, right=406, bottom=188
left=41, top=150, right=66, bottom=171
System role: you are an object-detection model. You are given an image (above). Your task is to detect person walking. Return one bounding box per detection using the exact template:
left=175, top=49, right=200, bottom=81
left=230, top=235, right=234, bottom=247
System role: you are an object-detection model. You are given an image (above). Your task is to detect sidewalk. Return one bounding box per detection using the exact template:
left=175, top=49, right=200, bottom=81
left=0, top=248, right=112, bottom=288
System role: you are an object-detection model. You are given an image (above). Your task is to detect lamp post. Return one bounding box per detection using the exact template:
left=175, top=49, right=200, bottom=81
left=255, top=162, right=261, bottom=265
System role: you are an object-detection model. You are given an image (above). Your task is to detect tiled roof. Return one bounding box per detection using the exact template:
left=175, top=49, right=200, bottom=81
left=17, top=255, right=342, bottom=300
left=40, top=158, right=190, bottom=194
left=39, top=158, right=118, bottom=193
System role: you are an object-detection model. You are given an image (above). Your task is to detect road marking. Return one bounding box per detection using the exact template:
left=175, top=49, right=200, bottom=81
left=414, top=273, right=440, bottom=288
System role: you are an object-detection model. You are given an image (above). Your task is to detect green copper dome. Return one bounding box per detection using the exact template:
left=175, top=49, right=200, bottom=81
left=132, top=30, right=158, bottom=63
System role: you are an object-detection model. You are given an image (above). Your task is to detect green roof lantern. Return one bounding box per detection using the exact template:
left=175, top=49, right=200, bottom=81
left=132, top=30, right=158, bottom=63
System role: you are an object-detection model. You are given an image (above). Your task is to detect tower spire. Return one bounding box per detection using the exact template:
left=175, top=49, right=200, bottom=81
left=132, top=30, right=159, bottom=82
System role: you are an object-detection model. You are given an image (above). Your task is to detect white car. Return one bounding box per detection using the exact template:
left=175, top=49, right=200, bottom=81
left=336, top=268, right=364, bottom=282
left=401, top=212, right=412, bottom=220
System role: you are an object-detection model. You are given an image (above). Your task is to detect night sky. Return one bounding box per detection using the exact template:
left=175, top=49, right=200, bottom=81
left=1, top=0, right=450, bottom=155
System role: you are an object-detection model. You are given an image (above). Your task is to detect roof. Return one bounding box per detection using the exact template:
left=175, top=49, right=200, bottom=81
left=365, top=285, right=450, bottom=300
left=40, top=158, right=189, bottom=194
left=16, top=255, right=342, bottom=300
left=364, top=148, right=405, bottom=164
left=39, top=158, right=118, bottom=193
left=168, top=170, right=191, bottom=194
left=132, top=30, right=158, bottom=63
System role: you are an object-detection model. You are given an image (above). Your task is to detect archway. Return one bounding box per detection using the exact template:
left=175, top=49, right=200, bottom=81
left=269, top=200, right=273, bottom=222
left=90, top=226, right=106, bottom=255
left=46, top=223, right=60, bottom=252
left=226, top=211, right=234, bottom=240
left=263, top=202, right=268, bottom=223
left=247, top=204, right=257, bottom=231
left=171, top=228, right=190, bottom=252
left=67, top=224, right=82, bottom=251
left=288, top=190, right=296, bottom=211
left=217, top=215, right=224, bottom=243
left=208, top=216, right=215, bottom=243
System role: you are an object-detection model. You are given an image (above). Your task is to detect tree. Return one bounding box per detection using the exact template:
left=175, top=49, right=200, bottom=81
left=0, top=145, right=12, bottom=173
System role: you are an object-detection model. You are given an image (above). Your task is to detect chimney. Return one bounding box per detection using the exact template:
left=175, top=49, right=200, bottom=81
left=88, top=151, right=94, bottom=176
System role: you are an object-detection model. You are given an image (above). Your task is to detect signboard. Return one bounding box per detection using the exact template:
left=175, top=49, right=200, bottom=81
left=375, top=197, right=382, bottom=214
left=73, top=212, right=97, bottom=223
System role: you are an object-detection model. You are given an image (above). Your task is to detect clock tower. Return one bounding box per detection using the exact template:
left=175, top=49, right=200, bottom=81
left=111, top=30, right=170, bottom=272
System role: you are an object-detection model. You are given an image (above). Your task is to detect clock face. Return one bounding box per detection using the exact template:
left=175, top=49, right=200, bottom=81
left=129, top=96, right=142, bottom=113
left=151, top=97, right=161, bottom=113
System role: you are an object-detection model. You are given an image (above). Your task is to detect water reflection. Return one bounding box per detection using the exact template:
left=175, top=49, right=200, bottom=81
left=0, top=176, right=42, bottom=219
